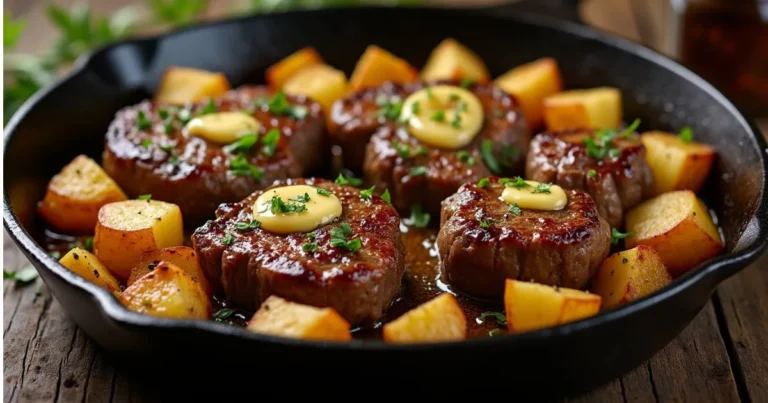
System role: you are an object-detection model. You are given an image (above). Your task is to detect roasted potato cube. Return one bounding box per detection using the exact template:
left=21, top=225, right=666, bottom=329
left=421, top=38, right=490, bottom=83
left=495, top=57, right=563, bottom=129
left=266, top=47, right=323, bottom=88
left=94, top=200, right=183, bottom=280
left=283, top=64, right=348, bottom=115
left=120, top=262, right=210, bottom=319
left=128, top=246, right=211, bottom=296
left=504, top=279, right=601, bottom=333
left=625, top=190, right=724, bottom=274
left=542, top=87, right=622, bottom=131
left=348, top=45, right=418, bottom=92
left=641, top=130, right=716, bottom=195
left=247, top=296, right=351, bottom=341
left=59, top=248, right=121, bottom=294
left=154, top=66, right=231, bottom=105
left=383, top=293, right=466, bottom=343
left=590, top=246, right=672, bottom=309
left=37, top=155, right=127, bottom=233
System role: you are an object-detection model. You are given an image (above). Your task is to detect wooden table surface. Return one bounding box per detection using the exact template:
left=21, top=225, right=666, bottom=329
left=4, top=0, right=768, bottom=402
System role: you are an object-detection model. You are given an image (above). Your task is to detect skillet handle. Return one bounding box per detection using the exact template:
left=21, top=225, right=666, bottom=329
left=478, top=0, right=584, bottom=24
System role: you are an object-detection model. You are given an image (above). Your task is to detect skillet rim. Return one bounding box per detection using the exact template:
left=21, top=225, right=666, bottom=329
left=3, top=6, right=768, bottom=351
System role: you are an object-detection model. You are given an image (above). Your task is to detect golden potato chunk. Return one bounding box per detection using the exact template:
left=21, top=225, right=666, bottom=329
left=495, top=57, right=563, bottom=129
left=154, top=66, right=231, bottom=105
left=94, top=199, right=183, bottom=280
left=625, top=190, right=724, bottom=274
left=641, top=130, right=716, bottom=195
left=247, top=296, right=351, bottom=341
left=421, top=38, right=490, bottom=83
left=283, top=64, right=348, bottom=115
left=383, top=293, right=466, bottom=343
left=38, top=155, right=127, bottom=233
left=590, top=246, right=672, bottom=309
left=504, top=279, right=601, bottom=333
left=266, top=47, right=323, bottom=88
left=542, top=87, right=622, bottom=131
left=349, top=45, right=418, bottom=92
left=59, top=248, right=121, bottom=294
left=127, top=246, right=211, bottom=297
left=120, top=262, right=210, bottom=320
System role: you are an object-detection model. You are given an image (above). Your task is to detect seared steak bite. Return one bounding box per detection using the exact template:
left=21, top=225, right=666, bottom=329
left=102, top=86, right=327, bottom=224
left=525, top=128, right=654, bottom=228
left=191, top=178, right=404, bottom=326
left=437, top=177, right=611, bottom=299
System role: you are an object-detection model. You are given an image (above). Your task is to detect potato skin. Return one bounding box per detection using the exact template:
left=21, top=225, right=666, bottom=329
left=38, top=155, right=127, bottom=233
left=625, top=190, right=724, bottom=274
left=94, top=200, right=184, bottom=280
left=266, top=47, right=323, bottom=88
left=120, top=262, right=211, bottom=320
left=383, top=293, right=466, bottom=343
left=247, top=296, right=351, bottom=341
left=128, top=246, right=211, bottom=297
left=495, top=57, right=563, bottom=129
left=349, top=45, right=418, bottom=91
left=154, top=66, right=230, bottom=105
left=641, top=131, right=716, bottom=195
left=590, top=246, right=672, bottom=309
left=59, top=247, right=121, bottom=294
left=420, top=38, right=490, bottom=83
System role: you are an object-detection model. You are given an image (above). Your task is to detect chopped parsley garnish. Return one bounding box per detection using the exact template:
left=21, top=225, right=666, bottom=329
left=316, top=188, right=333, bottom=197
left=431, top=110, right=445, bottom=122
left=222, top=232, right=234, bottom=246
left=532, top=182, right=553, bottom=194
left=225, top=133, right=258, bottom=154
left=621, top=118, right=641, bottom=138
left=506, top=176, right=529, bottom=188
left=451, top=113, right=462, bottom=128
left=262, top=91, right=307, bottom=119
left=377, top=96, right=403, bottom=121
left=307, top=232, right=316, bottom=240
left=480, top=139, right=501, bottom=174
left=679, top=126, right=693, bottom=143
left=499, top=145, right=519, bottom=168
left=457, top=150, right=475, bottom=165
left=84, top=236, right=94, bottom=251
left=335, top=173, right=364, bottom=187
left=392, top=140, right=413, bottom=159
left=163, top=122, right=174, bottom=135
left=213, top=308, right=235, bottom=322
left=177, top=108, right=193, bottom=124
left=583, top=136, right=609, bottom=160
left=291, top=105, right=308, bottom=120
left=201, top=99, right=217, bottom=115
left=489, top=329, right=504, bottom=336
left=457, top=102, right=468, bottom=112
left=136, top=111, right=152, bottom=131
left=158, top=108, right=170, bottom=120
left=229, top=155, right=264, bottom=180
left=330, top=222, right=362, bottom=251
left=508, top=203, right=522, bottom=216
left=479, top=220, right=490, bottom=229
left=414, top=146, right=427, bottom=156
left=268, top=195, right=307, bottom=215
left=460, top=78, right=473, bottom=88
left=425, top=86, right=434, bottom=99
left=360, top=185, right=375, bottom=200
left=492, top=109, right=504, bottom=118
left=609, top=148, right=622, bottom=159
left=138, top=194, right=152, bottom=200
left=584, top=121, right=641, bottom=159
left=408, top=204, right=430, bottom=228
left=261, top=128, right=280, bottom=157
left=478, top=311, right=508, bottom=326
left=141, top=139, right=152, bottom=148
left=3, top=266, right=38, bottom=285
left=588, top=169, right=597, bottom=178
left=289, top=193, right=310, bottom=203
left=235, top=220, right=261, bottom=231
left=449, top=93, right=461, bottom=102
left=381, top=189, right=391, bottom=205
left=411, top=101, right=420, bottom=115
left=302, top=242, right=317, bottom=252
left=611, top=228, right=634, bottom=245
left=159, top=144, right=174, bottom=152
left=168, top=155, right=180, bottom=166
left=409, top=166, right=428, bottom=176
left=477, top=177, right=490, bottom=188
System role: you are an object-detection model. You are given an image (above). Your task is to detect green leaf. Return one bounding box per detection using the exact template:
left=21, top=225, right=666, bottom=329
left=4, top=13, right=26, bottom=49
left=679, top=126, right=693, bottom=143
left=532, top=182, right=552, bottom=194
left=477, top=177, right=490, bottom=188
left=334, top=173, right=363, bottom=188
left=478, top=311, right=507, bottom=326
left=213, top=308, right=235, bottom=321
left=360, top=185, right=375, bottom=200
left=149, top=0, right=209, bottom=26
left=225, top=133, right=259, bottom=154
left=408, top=204, right=430, bottom=228
left=611, top=228, right=634, bottom=245
left=381, top=189, right=391, bottom=205
left=508, top=203, right=522, bottom=216
left=480, top=139, right=501, bottom=174
left=4, top=266, right=39, bottom=285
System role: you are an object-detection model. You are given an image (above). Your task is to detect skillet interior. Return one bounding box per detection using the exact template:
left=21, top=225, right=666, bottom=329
left=4, top=6, right=767, bottom=397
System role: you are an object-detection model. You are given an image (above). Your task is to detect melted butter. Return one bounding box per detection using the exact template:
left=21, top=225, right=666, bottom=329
left=400, top=85, right=484, bottom=149
left=185, top=112, right=261, bottom=144
left=500, top=180, right=567, bottom=211
left=253, top=185, right=342, bottom=234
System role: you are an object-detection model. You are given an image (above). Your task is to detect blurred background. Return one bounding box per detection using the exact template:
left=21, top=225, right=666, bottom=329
left=4, top=0, right=768, bottom=124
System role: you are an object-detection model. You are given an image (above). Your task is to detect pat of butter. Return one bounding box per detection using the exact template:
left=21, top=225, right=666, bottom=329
left=253, top=185, right=342, bottom=234
left=400, top=85, right=484, bottom=149
left=185, top=111, right=261, bottom=144
left=500, top=180, right=567, bottom=211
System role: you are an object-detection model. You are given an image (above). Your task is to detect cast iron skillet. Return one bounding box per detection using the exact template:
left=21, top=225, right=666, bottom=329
left=4, top=5, right=768, bottom=398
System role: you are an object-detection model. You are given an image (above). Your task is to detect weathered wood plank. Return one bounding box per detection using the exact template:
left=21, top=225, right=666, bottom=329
left=619, top=362, right=658, bottom=403
left=716, top=252, right=768, bottom=402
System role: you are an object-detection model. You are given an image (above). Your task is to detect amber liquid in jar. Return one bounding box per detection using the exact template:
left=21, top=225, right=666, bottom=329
left=679, top=0, right=768, bottom=116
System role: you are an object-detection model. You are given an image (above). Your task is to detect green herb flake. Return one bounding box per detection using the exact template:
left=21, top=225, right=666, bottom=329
left=460, top=78, right=474, bottom=88
left=229, top=155, right=264, bottom=181
left=480, top=139, right=501, bottom=174
left=141, top=139, right=152, bottom=148
left=334, top=173, right=364, bottom=187
left=477, top=177, right=490, bottom=188
left=222, top=233, right=234, bottom=246
left=489, top=329, right=504, bottom=336
left=507, top=176, right=529, bottom=188
left=158, top=108, right=170, bottom=120
left=457, top=150, right=475, bottom=165
left=411, top=101, right=420, bottom=115
left=235, top=220, right=261, bottom=231
left=409, top=166, right=428, bottom=176
left=478, top=311, right=508, bottom=326
left=381, top=189, right=392, bottom=205
left=532, top=183, right=553, bottom=194
left=378, top=97, right=404, bottom=121
left=360, top=185, right=375, bottom=200
left=3, top=266, right=39, bottom=285
left=302, top=242, right=318, bottom=252
left=289, top=193, right=310, bottom=203
left=159, top=144, right=174, bottom=152
left=316, top=188, right=333, bottom=197
left=611, top=228, right=634, bottom=245
left=392, top=140, right=412, bottom=159
left=621, top=118, right=641, bottom=138
left=408, top=204, right=430, bottom=228
left=163, top=122, right=174, bottom=135
left=451, top=113, right=462, bottom=128
left=213, top=308, right=235, bottom=322
left=588, top=169, right=597, bottom=178
left=177, top=108, right=193, bottom=125
left=492, top=109, right=504, bottom=118
left=136, top=110, right=152, bottom=131
left=479, top=220, right=490, bottom=229
left=84, top=236, right=94, bottom=251
left=679, top=126, right=693, bottom=143
left=261, top=128, right=280, bottom=157
left=449, top=93, right=461, bottom=102
left=225, top=133, right=259, bottom=154
left=201, top=98, right=217, bottom=115
left=508, top=203, right=522, bottom=216
left=268, top=195, right=307, bottom=215
left=138, top=194, right=152, bottom=200
left=329, top=222, right=362, bottom=252
left=431, top=110, right=445, bottom=122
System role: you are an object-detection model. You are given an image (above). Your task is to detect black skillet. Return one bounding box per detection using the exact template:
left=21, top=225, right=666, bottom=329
left=4, top=3, right=768, bottom=399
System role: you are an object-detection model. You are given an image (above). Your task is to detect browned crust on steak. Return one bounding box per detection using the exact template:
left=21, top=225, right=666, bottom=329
left=437, top=177, right=611, bottom=299
left=191, top=178, right=404, bottom=326
left=102, top=86, right=327, bottom=224
left=525, top=129, right=654, bottom=228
